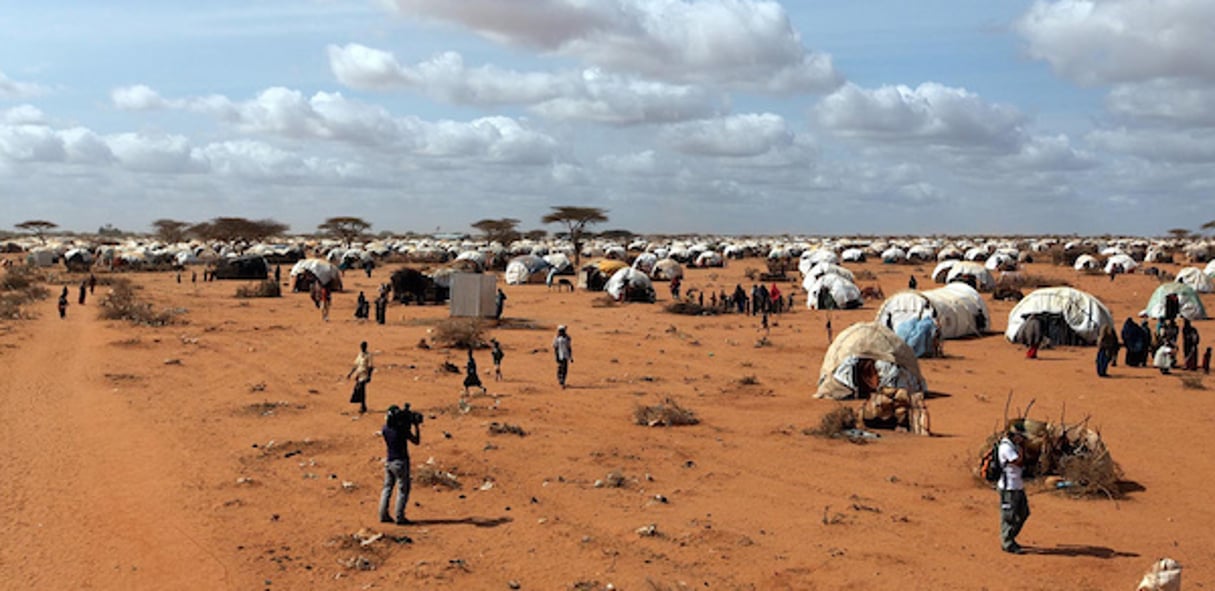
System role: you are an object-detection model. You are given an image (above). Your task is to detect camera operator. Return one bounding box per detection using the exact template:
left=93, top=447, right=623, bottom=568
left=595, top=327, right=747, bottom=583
left=379, top=404, right=421, bottom=525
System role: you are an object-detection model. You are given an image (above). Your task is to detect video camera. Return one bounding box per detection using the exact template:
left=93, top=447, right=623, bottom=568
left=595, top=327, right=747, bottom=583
left=389, top=403, right=424, bottom=428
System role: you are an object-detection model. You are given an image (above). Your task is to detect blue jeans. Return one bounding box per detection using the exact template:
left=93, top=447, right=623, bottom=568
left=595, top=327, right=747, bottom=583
left=379, top=459, right=410, bottom=521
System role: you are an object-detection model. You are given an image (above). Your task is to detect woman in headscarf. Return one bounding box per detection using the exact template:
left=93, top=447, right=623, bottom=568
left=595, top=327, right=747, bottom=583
left=1182, top=319, right=1200, bottom=371
left=1097, top=324, right=1119, bottom=377
left=1121, top=317, right=1146, bottom=367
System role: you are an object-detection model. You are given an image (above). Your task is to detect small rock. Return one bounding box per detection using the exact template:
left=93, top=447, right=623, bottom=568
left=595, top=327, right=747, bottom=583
left=508, top=580, right=521, bottom=589
left=164, top=358, right=182, bottom=365
left=636, top=523, right=658, bottom=537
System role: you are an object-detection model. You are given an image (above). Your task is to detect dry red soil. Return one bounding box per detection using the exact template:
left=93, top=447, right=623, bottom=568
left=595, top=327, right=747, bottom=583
left=1, top=258, right=1213, bottom=590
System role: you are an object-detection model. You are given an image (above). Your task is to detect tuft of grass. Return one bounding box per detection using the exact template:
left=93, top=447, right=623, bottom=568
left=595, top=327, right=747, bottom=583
left=664, top=301, right=716, bottom=316
left=235, top=280, right=281, bottom=298
left=805, top=405, right=858, bottom=439
left=413, top=460, right=462, bottom=489
left=488, top=422, right=527, bottom=437
left=1178, top=374, right=1205, bottom=390
left=738, top=374, right=760, bottom=386
left=633, top=397, right=700, bottom=427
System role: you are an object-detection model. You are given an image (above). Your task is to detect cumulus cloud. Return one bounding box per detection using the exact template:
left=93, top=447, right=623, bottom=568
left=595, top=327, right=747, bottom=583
left=3, top=105, right=46, bottom=125
left=112, top=84, right=171, bottom=110
left=1088, top=127, right=1215, bottom=163
left=381, top=0, right=842, bottom=92
left=1016, top=0, right=1215, bottom=86
left=661, top=113, right=792, bottom=157
left=0, top=71, right=47, bottom=99
left=329, top=45, right=715, bottom=124
left=816, top=82, right=1026, bottom=150
left=597, top=150, right=658, bottom=175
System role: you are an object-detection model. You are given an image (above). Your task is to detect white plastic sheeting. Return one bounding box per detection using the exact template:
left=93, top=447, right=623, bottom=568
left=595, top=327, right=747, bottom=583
left=876, top=283, right=990, bottom=339
left=1005, top=287, right=1114, bottom=345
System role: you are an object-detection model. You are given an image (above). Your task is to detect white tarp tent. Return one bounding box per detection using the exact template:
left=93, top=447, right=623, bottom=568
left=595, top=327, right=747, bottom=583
left=504, top=255, right=550, bottom=285
left=1104, top=253, right=1138, bottom=274
left=650, top=258, right=684, bottom=281
left=1073, top=254, right=1100, bottom=271
left=604, top=267, right=654, bottom=301
left=290, top=258, right=342, bottom=288
left=804, top=262, right=854, bottom=282
left=932, top=260, right=957, bottom=283
left=1175, top=267, right=1213, bottom=293
left=804, top=272, right=863, bottom=310
left=1005, top=287, right=1114, bottom=345
left=1142, top=283, right=1208, bottom=320
left=945, top=261, right=995, bottom=292
left=876, top=283, right=990, bottom=339
left=815, top=322, right=927, bottom=399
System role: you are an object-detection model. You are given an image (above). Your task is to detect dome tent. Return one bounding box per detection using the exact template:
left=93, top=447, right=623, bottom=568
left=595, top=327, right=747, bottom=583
left=1073, top=254, right=1100, bottom=272
left=1005, top=287, right=1113, bottom=346
left=1175, top=267, right=1213, bottom=293
left=1103, top=253, right=1137, bottom=275
left=650, top=258, right=684, bottom=281
left=604, top=267, right=655, bottom=302
left=815, top=322, right=927, bottom=400
left=945, top=261, right=995, bottom=292
left=290, top=258, right=343, bottom=291
left=803, top=272, right=863, bottom=310
left=504, top=254, right=550, bottom=285
left=875, top=283, right=990, bottom=340
left=931, top=260, right=956, bottom=283
left=1141, top=283, right=1207, bottom=320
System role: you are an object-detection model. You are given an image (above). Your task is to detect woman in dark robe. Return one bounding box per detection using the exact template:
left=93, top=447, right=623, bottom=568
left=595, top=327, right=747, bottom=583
left=1097, top=324, right=1119, bottom=376
left=1121, top=317, right=1147, bottom=367
left=1182, top=319, right=1200, bottom=371
left=463, top=347, right=485, bottom=395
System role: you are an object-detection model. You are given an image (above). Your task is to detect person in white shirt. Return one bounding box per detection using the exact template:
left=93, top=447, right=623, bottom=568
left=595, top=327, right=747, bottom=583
left=552, top=325, right=573, bottom=389
left=997, top=424, right=1031, bottom=554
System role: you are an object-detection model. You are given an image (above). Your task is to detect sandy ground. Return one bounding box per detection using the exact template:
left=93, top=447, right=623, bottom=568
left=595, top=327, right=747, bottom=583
left=1, top=257, right=1213, bottom=590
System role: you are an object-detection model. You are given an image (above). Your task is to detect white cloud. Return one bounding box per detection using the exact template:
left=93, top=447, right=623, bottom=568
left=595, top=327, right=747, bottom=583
left=0, top=123, right=65, bottom=162
left=1002, top=134, right=1095, bottom=171
left=60, top=127, right=115, bottom=164
left=0, top=71, right=47, bottom=99
left=1016, top=0, right=1215, bottom=86
left=816, top=82, right=1026, bottom=150
left=381, top=0, right=842, bottom=92
left=105, top=132, right=206, bottom=174
left=1087, top=127, right=1215, bottom=163
left=1107, top=79, right=1215, bottom=127
left=329, top=45, right=715, bottom=124
left=3, top=105, right=46, bottom=125
left=112, top=85, right=171, bottom=110
left=661, top=113, right=791, bottom=157
left=597, top=150, right=658, bottom=175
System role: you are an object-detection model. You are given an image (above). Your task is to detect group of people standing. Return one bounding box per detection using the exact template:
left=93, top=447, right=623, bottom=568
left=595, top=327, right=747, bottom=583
left=1114, top=314, right=1208, bottom=376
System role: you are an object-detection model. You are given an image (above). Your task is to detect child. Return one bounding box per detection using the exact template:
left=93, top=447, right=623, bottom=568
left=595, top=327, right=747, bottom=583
left=491, top=339, right=504, bottom=381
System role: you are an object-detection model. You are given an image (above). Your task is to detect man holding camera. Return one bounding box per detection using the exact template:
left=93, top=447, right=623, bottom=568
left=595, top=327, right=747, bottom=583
left=380, top=404, right=421, bottom=525
left=997, top=423, right=1031, bottom=554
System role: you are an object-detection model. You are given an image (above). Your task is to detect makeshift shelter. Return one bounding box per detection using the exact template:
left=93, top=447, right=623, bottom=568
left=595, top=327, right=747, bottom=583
left=1104, top=253, right=1138, bottom=275
left=840, top=248, right=866, bottom=262
left=290, top=259, right=343, bottom=291
left=876, top=283, right=990, bottom=340
left=543, top=253, right=574, bottom=275
left=931, top=260, right=956, bottom=283
left=25, top=249, right=57, bottom=267
left=579, top=259, right=629, bottom=291
left=213, top=255, right=269, bottom=280
left=650, top=258, right=684, bottom=281
left=1005, top=287, right=1113, bottom=346
left=945, top=261, right=995, bottom=292
left=1175, top=267, right=1213, bottom=293
left=1141, top=283, right=1207, bottom=320
left=804, top=262, right=854, bottom=282
left=390, top=268, right=447, bottom=304
left=63, top=248, right=93, bottom=272
left=604, top=267, right=655, bottom=302
left=694, top=251, right=723, bottom=267
left=984, top=252, right=1017, bottom=271
left=503, top=254, right=550, bottom=285
left=631, top=252, right=658, bottom=274
left=815, top=322, right=927, bottom=399
left=1073, top=254, right=1100, bottom=272
left=449, top=272, right=498, bottom=318
left=880, top=247, right=907, bottom=264
left=803, top=272, right=863, bottom=310
left=981, top=416, right=1123, bottom=498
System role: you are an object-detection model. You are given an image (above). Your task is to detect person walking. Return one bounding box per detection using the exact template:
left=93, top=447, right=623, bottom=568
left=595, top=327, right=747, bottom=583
left=346, top=341, right=374, bottom=413
left=375, top=293, right=388, bottom=325
left=321, top=286, right=332, bottom=321
left=490, top=338, right=504, bottom=381
left=88, top=273, right=97, bottom=294
left=78, top=280, right=87, bottom=305
left=997, top=424, right=1031, bottom=554
left=355, top=291, right=369, bottom=320
left=462, top=347, right=486, bottom=395
left=57, top=291, right=68, bottom=319
left=1203, top=346, right=1212, bottom=375
left=379, top=405, right=420, bottom=525
left=553, top=325, right=573, bottom=389
left=1096, top=324, right=1119, bottom=377
left=908, top=275, right=918, bottom=290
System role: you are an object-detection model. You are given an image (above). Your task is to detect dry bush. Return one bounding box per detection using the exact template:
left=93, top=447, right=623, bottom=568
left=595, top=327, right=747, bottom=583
left=744, top=267, right=761, bottom=280
left=1, top=265, right=41, bottom=291
left=0, top=266, right=49, bottom=319
left=998, top=273, right=1067, bottom=290
left=664, top=301, right=716, bottom=316
left=1057, top=447, right=1124, bottom=499
left=430, top=318, right=485, bottom=349
left=413, top=461, right=462, bottom=489
left=853, top=269, right=877, bottom=281
left=97, top=278, right=176, bottom=326
left=1178, top=374, right=1205, bottom=390
left=235, top=280, right=281, bottom=298
left=488, top=422, right=527, bottom=436
left=805, top=405, right=858, bottom=438
left=738, top=374, right=760, bottom=385
left=634, top=397, right=700, bottom=427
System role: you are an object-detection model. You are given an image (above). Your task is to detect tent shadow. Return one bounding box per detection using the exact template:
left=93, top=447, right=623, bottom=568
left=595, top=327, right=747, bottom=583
left=408, top=516, right=512, bottom=528
left=1116, top=480, right=1147, bottom=495
left=1023, top=544, right=1139, bottom=559
left=923, top=390, right=952, bottom=400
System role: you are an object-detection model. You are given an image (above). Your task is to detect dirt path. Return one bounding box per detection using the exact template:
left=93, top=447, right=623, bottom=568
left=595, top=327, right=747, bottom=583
left=0, top=303, right=231, bottom=590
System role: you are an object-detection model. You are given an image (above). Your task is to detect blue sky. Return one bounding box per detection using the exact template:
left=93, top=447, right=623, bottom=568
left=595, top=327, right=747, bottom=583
left=1, top=0, right=1212, bottom=236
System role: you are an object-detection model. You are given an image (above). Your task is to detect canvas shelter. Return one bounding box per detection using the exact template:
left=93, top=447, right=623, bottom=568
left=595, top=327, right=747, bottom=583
left=840, top=248, right=866, bottom=262
left=604, top=267, right=655, bottom=302
left=1175, top=267, right=1213, bottom=293
left=875, top=283, right=989, bottom=340
left=1206, top=259, right=1215, bottom=277
left=543, top=253, right=574, bottom=274
left=881, top=247, right=907, bottom=263
left=631, top=252, right=658, bottom=274
left=695, top=251, right=723, bottom=267
left=290, top=258, right=343, bottom=291
left=1005, top=287, right=1113, bottom=346
left=579, top=259, right=629, bottom=291
left=214, top=255, right=269, bottom=280
left=815, top=322, right=927, bottom=399
left=1073, top=254, right=1100, bottom=272
left=1104, top=253, right=1138, bottom=274
left=804, top=261, right=854, bottom=282
left=650, top=258, right=684, bottom=281
left=25, top=248, right=57, bottom=267
left=945, top=261, right=995, bottom=292
left=504, top=254, right=550, bottom=285
left=803, top=272, right=863, bottom=310
left=1141, top=283, right=1207, bottom=320
left=931, top=260, right=956, bottom=283
left=984, top=252, right=1017, bottom=271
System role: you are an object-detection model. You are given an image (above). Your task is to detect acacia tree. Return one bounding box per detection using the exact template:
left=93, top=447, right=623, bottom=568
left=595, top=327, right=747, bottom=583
left=15, top=220, right=57, bottom=244
left=318, top=216, right=372, bottom=246
left=189, top=217, right=289, bottom=246
left=471, top=218, right=521, bottom=245
left=1166, top=228, right=1193, bottom=240
left=152, top=219, right=190, bottom=244
left=523, top=229, right=548, bottom=241
left=1203, top=220, right=1215, bottom=235
left=540, top=206, right=608, bottom=269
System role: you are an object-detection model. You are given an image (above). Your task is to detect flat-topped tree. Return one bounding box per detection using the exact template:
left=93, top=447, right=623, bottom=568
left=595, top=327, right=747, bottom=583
left=188, top=217, right=289, bottom=247
left=541, top=206, right=608, bottom=269
left=318, top=216, right=372, bottom=247
left=471, top=218, right=521, bottom=245
left=1203, top=220, right=1215, bottom=236
left=15, top=220, right=57, bottom=244
left=152, top=219, right=190, bottom=244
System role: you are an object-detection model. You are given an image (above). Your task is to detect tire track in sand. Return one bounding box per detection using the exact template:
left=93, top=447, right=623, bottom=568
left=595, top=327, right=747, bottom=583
left=0, top=304, right=231, bottom=590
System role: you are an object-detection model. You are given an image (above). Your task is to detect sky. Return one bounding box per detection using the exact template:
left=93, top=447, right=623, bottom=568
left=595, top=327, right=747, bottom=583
left=1, top=0, right=1212, bottom=237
